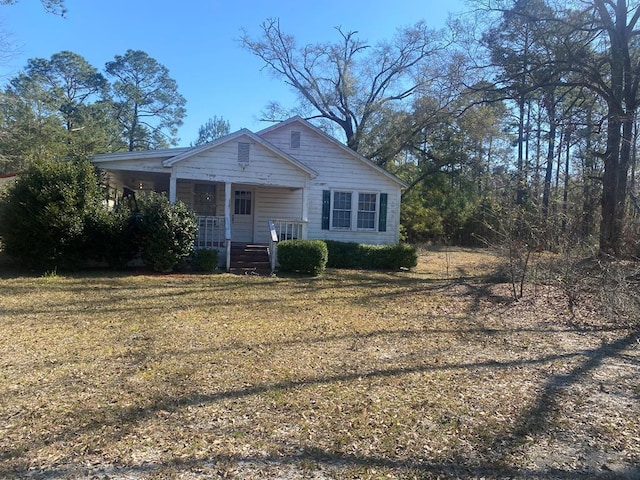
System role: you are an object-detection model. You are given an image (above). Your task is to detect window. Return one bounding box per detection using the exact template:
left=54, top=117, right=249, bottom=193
left=331, top=191, right=352, bottom=229
left=193, top=184, right=216, bottom=215
left=290, top=131, right=301, bottom=149
left=324, top=190, right=383, bottom=231
left=234, top=190, right=252, bottom=215
left=357, top=193, right=377, bottom=229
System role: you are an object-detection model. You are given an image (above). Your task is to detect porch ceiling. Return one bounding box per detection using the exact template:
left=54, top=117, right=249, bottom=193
left=104, top=169, right=170, bottom=192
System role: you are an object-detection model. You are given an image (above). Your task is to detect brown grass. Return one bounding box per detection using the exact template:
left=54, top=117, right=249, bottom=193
left=0, top=248, right=638, bottom=479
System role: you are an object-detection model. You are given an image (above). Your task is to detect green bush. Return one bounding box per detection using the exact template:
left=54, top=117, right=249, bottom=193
left=85, top=205, right=141, bottom=268
left=324, top=240, right=417, bottom=270
left=324, top=240, right=360, bottom=268
left=191, top=248, right=218, bottom=272
left=0, top=158, right=103, bottom=270
left=362, top=243, right=418, bottom=270
left=136, top=192, right=198, bottom=273
left=277, top=239, right=328, bottom=276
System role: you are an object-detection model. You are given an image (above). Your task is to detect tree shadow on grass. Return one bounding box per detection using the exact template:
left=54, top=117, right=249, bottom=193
left=2, top=328, right=638, bottom=479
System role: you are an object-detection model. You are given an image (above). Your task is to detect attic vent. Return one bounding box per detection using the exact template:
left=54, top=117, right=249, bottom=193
left=238, top=142, right=250, bottom=167
left=290, top=131, right=301, bottom=149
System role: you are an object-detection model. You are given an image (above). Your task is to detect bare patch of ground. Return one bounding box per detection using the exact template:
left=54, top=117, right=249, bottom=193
left=0, top=248, right=638, bottom=479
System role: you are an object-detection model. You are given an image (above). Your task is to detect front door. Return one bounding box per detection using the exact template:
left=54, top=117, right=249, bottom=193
left=233, top=189, right=254, bottom=243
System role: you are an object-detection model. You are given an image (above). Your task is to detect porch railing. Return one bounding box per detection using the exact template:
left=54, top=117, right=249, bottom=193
left=195, top=215, right=225, bottom=249
left=271, top=218, right=307, bottom=241
left=268, top=219, right=307, bottom=273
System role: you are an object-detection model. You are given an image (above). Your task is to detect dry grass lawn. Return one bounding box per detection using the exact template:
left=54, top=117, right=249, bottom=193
left=0, top=248, right=638, bottom=479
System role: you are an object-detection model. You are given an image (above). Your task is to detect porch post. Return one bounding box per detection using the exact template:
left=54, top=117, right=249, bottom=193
left=169, top=166, right=177, bottom=204
left=224, top=182, right=232, bottom=272
left=301, top=179, right=309, bottom=239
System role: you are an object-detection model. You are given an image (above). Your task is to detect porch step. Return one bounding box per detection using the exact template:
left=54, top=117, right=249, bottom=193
left=229, top=243, right=271, bottom=275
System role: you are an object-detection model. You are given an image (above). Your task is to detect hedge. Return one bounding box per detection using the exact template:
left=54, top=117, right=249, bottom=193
left=324, top=240, right=417, bottom=270
left=277, top=239, right=328, bottom=276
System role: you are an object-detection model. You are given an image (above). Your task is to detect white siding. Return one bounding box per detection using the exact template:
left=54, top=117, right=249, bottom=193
left=176, top=181, right=193, bottom=209
left=174, top=137, right=308, bottom=188
left=261, top=123, right=402, bottom=244
left=254, top=187, right=303, bottom=243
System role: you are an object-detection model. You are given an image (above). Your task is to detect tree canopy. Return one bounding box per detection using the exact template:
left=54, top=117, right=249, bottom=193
left=105, top=49, right=186, bottom=151
left=0, top=0, right=66, bottom=16
left=241, top=19, right=452, bottom=165
left=193, top=116, right=230, bottom=146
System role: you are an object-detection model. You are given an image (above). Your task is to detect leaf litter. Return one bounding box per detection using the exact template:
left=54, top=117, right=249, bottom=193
left=0, top=248, right=638, bottom=479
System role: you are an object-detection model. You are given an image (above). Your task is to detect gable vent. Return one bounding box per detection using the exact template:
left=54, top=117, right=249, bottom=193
left=290, top=131, right=301, bottom=149
left=238, top=142, right=250, bottom=168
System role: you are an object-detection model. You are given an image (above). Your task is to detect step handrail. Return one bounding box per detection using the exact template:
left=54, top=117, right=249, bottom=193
left=268, top=220, right=278, bottom=273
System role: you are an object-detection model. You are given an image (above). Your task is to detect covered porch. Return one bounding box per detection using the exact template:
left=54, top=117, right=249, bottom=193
left=101, top=169, right=308, bottom=272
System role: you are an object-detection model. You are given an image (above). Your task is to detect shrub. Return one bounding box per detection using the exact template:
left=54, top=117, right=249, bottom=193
left=0, top=158, right=103, bottom=270
left=364, top=243, right=418, bottom=270
left=324, top=240, right=417, bottom=270
left=324, top=240, right=360, bottom=268
left=136, top=192, right=198, bottom=273
left=191, top=248, right=219, bottom=272
left=277, top=239, right=328, bottom=276
left=85, top=205, right=141, bottom=268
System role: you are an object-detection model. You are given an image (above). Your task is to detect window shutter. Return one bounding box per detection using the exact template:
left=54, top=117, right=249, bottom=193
left=378, top=193, right=388, bottom=232
left=322, top=190, right=331, bottom=230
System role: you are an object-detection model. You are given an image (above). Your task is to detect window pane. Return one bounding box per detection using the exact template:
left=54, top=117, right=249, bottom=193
left=357, top=193, right=376, bottom=229
left=234, top=190, right=251, bottom=215
left=332, top=191, right=352, bottom=229
left=194, top=184, right=216, bottom=215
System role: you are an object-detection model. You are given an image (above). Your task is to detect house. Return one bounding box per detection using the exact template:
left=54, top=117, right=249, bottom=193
left=92, top=116, right=406, bottom=271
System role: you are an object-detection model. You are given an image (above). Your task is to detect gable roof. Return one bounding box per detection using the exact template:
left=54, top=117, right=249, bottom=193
left=162, top=128, right=318, bottom=177
left=258, top=116, right=408, bottom=188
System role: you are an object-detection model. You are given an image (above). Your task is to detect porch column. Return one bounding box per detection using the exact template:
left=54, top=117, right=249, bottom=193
left=224, top=182, right=232, bottom=272
left=301, top=179, right=309, bottom=239
left=169, top=166, right=177, bottom=204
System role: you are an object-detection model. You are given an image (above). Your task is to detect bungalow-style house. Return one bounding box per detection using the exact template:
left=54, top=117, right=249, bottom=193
left=92, top=116, right=406, bottom=271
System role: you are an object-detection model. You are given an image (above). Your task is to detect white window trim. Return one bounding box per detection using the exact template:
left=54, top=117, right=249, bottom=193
left=329, top=190, right=379, bottom=232
left=356, top=192, right=378, bottom=231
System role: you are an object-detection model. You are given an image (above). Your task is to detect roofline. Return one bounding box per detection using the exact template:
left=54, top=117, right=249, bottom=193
left=162, top=128, right=318, bottom=178
left=258, top=116, right=408, bottom=188
left=92, top=147, right=192, bottom=163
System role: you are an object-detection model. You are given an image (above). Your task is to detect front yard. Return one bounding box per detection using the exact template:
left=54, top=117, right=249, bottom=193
left=0, top=249, right=638, bottom=479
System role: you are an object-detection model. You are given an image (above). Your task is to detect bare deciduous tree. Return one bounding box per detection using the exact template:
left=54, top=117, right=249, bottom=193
left=241, top=18, right=448, bottom=162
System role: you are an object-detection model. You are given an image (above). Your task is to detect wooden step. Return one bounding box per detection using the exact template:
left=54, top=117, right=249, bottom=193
left=229, top=243, right=271, bottom=275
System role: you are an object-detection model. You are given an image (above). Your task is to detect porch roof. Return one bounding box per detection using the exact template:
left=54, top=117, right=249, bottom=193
left=92, top=147, right=191, bottom=163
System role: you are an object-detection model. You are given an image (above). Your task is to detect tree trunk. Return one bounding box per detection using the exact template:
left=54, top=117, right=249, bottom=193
left=542, top=95, right=556, bottom=219
left=599, top=102, right=623, bottom=255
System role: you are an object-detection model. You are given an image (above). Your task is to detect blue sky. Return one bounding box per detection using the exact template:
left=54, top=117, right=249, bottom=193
left=0, top=0, right=464, bottom=147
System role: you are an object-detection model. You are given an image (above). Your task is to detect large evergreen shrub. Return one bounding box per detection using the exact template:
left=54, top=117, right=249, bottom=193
left=84, top=205, right=140, bottom=268
left=136, top=192, right=197, bottom=272
left=0, top=158, right=103, bottom=270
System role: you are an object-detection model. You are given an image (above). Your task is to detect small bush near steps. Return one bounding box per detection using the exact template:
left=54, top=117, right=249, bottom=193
left=191, top=248, right=219, bottom=272
left=277, top=240, right=328, bottom=276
